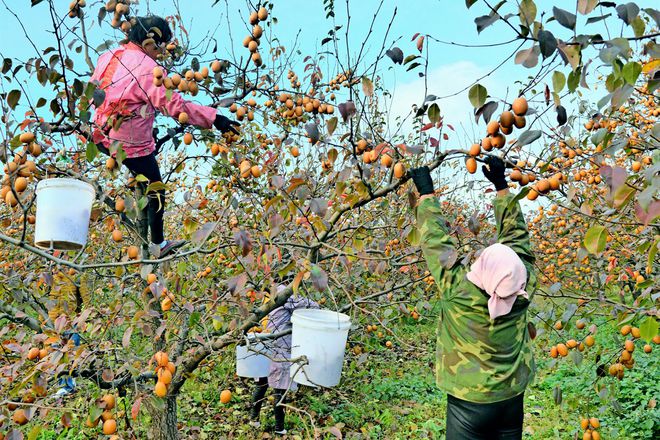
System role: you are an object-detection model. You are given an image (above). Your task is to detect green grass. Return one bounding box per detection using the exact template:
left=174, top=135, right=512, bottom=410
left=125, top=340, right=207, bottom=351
left=175, top=300, right=658, bottom=439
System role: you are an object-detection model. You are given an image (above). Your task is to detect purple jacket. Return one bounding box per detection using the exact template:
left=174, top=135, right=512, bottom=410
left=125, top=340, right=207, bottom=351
left=266, top=292, right=319, bottom=390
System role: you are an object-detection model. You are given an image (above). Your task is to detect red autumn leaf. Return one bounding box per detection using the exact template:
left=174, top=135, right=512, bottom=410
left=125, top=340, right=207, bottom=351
left=416, top=35, right=425, bottom=52
left=131, top=397, right=142, bottom=420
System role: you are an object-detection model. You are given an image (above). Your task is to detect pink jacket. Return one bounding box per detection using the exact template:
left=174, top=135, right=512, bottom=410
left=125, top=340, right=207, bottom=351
left=90, top=42, right=216, bottom=158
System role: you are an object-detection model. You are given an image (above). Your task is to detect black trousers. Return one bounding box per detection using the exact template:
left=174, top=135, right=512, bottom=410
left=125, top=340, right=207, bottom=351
left=446, top=393, right=524, bottom=440
left=250, top=377, right=286, bottom=431
left=121, top=153, right=165, bottom=244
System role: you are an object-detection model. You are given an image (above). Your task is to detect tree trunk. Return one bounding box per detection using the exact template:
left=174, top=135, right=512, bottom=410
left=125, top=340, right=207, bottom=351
left=147, top=395, right=179, bottom=440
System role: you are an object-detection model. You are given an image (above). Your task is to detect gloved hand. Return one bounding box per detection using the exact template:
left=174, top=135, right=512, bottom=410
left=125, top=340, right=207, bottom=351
left=481, top=155, right=508, bottom=191
left=409, top=166, right=434, bottom=196
left=214, top=114, right=240, bottom=135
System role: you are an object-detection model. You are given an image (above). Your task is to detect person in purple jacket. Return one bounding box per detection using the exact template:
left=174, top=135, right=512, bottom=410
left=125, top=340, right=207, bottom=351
left=249, top=285, right=319, bottom=435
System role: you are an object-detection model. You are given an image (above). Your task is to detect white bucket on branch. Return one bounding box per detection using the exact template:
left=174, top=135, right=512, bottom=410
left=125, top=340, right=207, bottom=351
left=236, top=336, right=272, bottom=378
left=34, top=178, right=95, bottom=250
left=290, top=309, right=351, bottom=387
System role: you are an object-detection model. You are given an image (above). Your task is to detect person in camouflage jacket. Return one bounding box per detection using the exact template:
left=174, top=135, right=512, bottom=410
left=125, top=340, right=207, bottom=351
left=410, top=156, right=536, bottom=440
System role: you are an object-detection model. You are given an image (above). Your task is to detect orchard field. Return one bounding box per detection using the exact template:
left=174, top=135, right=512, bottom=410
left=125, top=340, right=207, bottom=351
left=0, top=1, right=658, bottom=439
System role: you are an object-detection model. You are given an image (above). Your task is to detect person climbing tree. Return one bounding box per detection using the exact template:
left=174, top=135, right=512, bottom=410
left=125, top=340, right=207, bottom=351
left=90, top=15, right=239, bottom=257
left=409, top=155, right=536, bottom=440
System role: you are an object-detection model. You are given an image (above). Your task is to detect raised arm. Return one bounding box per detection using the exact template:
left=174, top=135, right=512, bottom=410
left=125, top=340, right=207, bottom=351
left=137, top=66, right=216, bottom=129
left=494, top=192, right=534, bottom=264
left=410, top=167, right=461, bottom=291
left=481, top=156, right=534, bottom=264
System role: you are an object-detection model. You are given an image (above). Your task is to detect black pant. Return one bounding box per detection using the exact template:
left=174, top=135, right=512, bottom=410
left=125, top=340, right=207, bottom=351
left=250, top=377, right=285, bottom=431
left=446, top=393, right=524, bottom=440
left=121, top=153, right=166, bottom=244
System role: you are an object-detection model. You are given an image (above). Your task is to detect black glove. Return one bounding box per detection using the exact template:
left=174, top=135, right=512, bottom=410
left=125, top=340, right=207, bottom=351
left=409, top=166, right=434, bottom=196
left=481, top=155, right=508, bottom=191
left=213, top=114, right=240, bottom=135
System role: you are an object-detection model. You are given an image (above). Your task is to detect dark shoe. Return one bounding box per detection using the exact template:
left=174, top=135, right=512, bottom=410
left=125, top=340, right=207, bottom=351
left=159, top=240, right=186, bottom=258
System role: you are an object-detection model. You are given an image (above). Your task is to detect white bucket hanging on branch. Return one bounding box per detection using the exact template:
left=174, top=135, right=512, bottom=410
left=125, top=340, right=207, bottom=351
left=34, top=178, right=95, bottom=250
left=290, top=309, right=351, bottom=388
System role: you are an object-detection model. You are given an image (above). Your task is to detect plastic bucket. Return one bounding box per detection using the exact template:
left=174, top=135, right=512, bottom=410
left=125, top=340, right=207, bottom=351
left=290, top=309, right=351, bottom=387
left=236, top=336, right=272, bottom=378
left=34, top=178, right=95, bottom=250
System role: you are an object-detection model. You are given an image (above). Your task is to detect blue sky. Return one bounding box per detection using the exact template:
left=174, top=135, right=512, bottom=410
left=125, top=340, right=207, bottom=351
left=1, top=0, right=657, bottom=198
left=2, top=0, right=656, bottom=133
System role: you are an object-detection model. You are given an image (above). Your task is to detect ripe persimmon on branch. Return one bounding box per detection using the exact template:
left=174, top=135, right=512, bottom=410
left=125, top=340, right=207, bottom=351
left=0, top=0, right=658, bottom=439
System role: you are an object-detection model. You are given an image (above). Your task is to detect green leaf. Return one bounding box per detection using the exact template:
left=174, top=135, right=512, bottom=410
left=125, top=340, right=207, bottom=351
left=567, top=68, right=581, bottom=92
left=583, top=224, right=608, bottom=254
left=407, top=227, right=420, bottom=246
left=86, top=142, right=98, bottom=162
left=552, top=71, right=566, bottom=93
left=468, top=83, right=488, bottom=108
left=326, top=116, right=338, bottom=136
left=403, top=54, right=419, bottom=65
left=519, top=0, right=536, bottom=26
left=622, top=61, right=642, bottom=85
left=146, top=181, right=168, bottom=193
left=427, top=103, right=441, bottom=123
left=7, top=89, right=21, bottom=110
left=631, top=15, right=646, bottom=37
left=639, top=316, right=658, bottom=343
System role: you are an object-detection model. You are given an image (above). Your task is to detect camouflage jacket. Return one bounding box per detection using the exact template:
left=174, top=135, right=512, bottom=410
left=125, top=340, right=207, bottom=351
left=416, top=193, right=536, bottom=403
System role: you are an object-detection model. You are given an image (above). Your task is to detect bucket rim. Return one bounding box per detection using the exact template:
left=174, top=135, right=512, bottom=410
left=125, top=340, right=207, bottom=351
left=36, top=178, right=95, bottom=195
left=291, top=308, right=351, bottom=329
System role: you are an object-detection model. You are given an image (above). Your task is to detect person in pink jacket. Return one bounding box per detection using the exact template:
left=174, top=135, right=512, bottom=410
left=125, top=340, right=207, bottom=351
left=90, top=16, right=238, bottom=257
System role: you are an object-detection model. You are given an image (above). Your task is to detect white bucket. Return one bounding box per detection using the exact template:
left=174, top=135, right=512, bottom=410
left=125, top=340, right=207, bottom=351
left=290, top=309, right=351, bottom=388
left=34, top=178, right=95, bottom=250
left=236, top=337, right=272, bottom=378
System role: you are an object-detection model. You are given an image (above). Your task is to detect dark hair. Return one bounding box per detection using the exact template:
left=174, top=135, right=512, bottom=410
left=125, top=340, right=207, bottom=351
left=128, top=16, right=172, bottom=45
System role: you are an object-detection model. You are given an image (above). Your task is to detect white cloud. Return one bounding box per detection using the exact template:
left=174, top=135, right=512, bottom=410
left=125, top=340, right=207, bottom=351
left=386, top=60, right=505, bottom=141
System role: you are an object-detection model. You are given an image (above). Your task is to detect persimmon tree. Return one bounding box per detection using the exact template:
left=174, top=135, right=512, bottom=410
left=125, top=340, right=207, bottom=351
left=0, top=0, right=657, bottom=439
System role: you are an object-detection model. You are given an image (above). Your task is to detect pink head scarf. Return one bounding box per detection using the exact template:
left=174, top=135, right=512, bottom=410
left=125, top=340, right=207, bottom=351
left=466, top=243, right=529, bottom=320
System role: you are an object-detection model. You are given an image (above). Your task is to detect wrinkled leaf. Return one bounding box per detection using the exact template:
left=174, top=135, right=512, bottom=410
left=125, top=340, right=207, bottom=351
left=515, top=45, right=540, bottom=68
left=474, top=100, right=498, bottom=124
left=616, top=2, right=639, bottom=25
left=361, top=77, right=374, bottom=96
left=385, top=47, right=404, bottom=64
